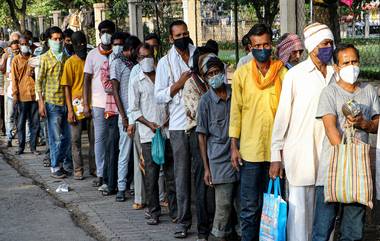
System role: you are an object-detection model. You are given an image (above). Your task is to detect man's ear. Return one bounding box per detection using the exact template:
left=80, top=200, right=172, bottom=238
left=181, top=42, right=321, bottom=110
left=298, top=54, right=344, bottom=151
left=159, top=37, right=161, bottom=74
left=169, top=35, right=174, bottom=44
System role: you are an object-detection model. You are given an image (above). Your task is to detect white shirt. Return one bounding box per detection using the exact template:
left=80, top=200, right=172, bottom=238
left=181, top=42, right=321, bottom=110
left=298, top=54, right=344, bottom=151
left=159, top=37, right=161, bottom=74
left=128, top=64, right=141, bottom=124
left=154, top=44, right=196, bottom=131
left=130, top=70, right=168, bottom=143
left=271, top=57, right=335, bottom=186
left=237, top=52, right=253, bottom=68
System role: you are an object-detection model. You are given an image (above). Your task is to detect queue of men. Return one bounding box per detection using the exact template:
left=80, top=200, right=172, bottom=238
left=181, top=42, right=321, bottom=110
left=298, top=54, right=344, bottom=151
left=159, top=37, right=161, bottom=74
left=0, top=19, right=377, bottom=241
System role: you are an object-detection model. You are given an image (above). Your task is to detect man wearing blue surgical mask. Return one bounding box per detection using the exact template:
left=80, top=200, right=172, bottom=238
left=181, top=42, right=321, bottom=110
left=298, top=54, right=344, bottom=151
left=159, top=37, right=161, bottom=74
left=109, top=32, right=129, bottom=63
left=196, top=55, right=240, bottom=240
left=229, top=23, right=287, bottom=241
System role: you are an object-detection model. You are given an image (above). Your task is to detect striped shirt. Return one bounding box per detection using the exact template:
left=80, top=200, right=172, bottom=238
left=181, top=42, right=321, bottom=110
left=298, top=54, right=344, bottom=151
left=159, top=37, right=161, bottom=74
left=35, top=50, right=68, bottom=106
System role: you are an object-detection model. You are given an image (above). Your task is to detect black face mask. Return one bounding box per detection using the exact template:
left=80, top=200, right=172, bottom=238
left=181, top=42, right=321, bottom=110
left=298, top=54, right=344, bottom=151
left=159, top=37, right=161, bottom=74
left=74, top=45, right=87, bottom=60
left=174, top=36, right=190, bottom=51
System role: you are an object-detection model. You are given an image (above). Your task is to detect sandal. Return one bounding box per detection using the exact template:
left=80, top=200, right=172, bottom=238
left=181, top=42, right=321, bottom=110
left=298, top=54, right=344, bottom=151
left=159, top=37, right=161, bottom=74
left=101, top=187, right=117, bottom=196
left=43, top=158, right=51, bottom=167
left=174, top=229, right=187, bottom=239
left=132, top=203, right=145, bottom=210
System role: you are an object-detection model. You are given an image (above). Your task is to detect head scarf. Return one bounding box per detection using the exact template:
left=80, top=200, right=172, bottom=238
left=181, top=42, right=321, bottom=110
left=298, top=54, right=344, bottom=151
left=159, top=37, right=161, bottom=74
left=276, top=33, right=303, bottom=64
left=303, top=22, right=334, bottom=53
left=198, top=53, right=224, bottom=77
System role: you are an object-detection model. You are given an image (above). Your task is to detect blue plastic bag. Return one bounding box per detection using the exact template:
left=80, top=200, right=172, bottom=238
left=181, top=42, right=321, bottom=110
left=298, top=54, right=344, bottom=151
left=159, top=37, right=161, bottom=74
left=151, top=128, right=165, bottom=165
left=259, top=177, right=287, bottom=241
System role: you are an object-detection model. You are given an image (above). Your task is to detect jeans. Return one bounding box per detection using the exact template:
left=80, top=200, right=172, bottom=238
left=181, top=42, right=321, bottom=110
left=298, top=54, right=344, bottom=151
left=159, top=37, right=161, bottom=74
left=170, top=129, right=214, bottom=238
left=92, top=107, right=107, bottom=177
left=142, top=140, right=177, bottom=219
left=45, top=103, right=72, bottom=172
left=5, top=97, right=15, bottom=141
left=117, top=116, right=133, bottom=191
left=102, top=116, right=119, bottom=192
left=212, top=182, right=241, bottom=238
left=312, top=186, right=365, bottom=241
left=16, top=101, right=39, bottom=151
left=240, top=161, right=269, bottom=241
left=70, top=119, right=96, bottom=177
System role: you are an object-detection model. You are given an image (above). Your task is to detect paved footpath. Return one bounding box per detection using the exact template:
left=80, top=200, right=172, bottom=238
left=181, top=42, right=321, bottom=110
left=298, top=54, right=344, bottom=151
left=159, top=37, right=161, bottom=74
left=0, top=153, right=95, bottom=241
left=0, top=134, right=198, bottom=241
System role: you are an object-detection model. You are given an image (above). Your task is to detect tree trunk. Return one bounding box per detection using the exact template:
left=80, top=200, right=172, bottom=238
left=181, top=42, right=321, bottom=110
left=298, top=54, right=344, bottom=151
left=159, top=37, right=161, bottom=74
left=19, top=14, right=26, bottom=33
left=5, top=0, right=21, bottom=31
left=313, top=3, right=341, bottom=44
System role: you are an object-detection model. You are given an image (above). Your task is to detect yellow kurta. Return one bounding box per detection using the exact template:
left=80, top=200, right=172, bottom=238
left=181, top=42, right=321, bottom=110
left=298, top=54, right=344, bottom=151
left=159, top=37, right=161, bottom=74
left=229, top=60, right=287, bottom=162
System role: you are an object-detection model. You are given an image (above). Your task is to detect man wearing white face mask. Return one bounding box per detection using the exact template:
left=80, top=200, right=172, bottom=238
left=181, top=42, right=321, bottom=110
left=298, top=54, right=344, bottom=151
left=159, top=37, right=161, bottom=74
left=109, top=32, right=129, bottom=64
left=313, top=44, right=380, bottom=241
left=130, top=43, right=176, bottom=225
left=36, top=26, right=72, bottom=178
left=111, top=35, right=141, bottom=202
left=11, top=36, right=39, bottom=155
left=83, top=20, right=116, bottom=189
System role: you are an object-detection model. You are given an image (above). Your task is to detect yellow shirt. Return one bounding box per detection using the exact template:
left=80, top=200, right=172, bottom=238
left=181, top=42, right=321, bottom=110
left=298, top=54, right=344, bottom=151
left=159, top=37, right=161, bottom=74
left=60, top=55, right=85, bottom=100
left=229, top=60, right=287, bottom=162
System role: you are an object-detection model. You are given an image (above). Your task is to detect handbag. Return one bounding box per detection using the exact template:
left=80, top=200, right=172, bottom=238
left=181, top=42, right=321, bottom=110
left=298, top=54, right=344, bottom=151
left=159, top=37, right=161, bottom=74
left=259, top=177, right=287, bottom=241
left=324, top=126, right=373, bottom=208
left=151, top=128, right=165, bottom=165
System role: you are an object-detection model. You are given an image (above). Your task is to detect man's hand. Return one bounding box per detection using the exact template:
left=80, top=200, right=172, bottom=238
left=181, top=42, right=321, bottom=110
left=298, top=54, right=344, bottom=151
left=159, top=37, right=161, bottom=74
left=13, top=99, right=18, bottom=106
left=347, top=114, right=367, bottom=129
left=231, top=146, right=242, bottom=171
left=149, top=122, right=160, bottom=133
left=67, top=110, right=77, bottom=124
left=38, top=101, right=46, bottom=118
left=204, top=168, right=213, bottom=187
left=127, top=124, right=135, bottom=138
left=178, top=70, right=192, bottom=88
left=83, top=104, right=91, bottom=119
left=269, top=161, right=283, bottom=179
left=122, top=117, right=129, bottom=132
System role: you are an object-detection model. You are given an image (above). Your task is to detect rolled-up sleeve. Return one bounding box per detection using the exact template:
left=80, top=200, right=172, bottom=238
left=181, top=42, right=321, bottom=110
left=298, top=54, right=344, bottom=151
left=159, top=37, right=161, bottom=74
left=229, top=69, right=243, bottom=139
left=155, top=57, right=172, bottom=104
left=271, top=71, right=294, bottom=162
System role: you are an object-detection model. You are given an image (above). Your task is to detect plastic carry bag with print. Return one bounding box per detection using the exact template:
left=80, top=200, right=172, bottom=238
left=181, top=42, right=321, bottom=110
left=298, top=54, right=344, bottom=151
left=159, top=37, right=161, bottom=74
left=259, top=177, right=287, bottom=241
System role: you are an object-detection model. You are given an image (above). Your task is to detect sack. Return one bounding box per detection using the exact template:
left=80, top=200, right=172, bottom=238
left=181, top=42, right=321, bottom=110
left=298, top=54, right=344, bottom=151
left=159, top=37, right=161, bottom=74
left=324, top=126, right=373, bottom=208
left=151, top=128, right=165, bottom=165
left=259, top=177, right=287, bottom=241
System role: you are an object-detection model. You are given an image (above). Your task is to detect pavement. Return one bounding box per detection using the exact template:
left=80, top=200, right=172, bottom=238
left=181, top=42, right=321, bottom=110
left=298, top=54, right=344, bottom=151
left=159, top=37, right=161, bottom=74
left=0, top=134, right=198, bottom=241
left=0, top=151, right=95, bottom=241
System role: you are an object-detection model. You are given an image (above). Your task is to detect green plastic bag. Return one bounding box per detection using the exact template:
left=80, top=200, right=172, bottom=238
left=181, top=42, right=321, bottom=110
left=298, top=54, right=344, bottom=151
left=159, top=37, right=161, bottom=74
left=152, top=128, right=165, bottom=165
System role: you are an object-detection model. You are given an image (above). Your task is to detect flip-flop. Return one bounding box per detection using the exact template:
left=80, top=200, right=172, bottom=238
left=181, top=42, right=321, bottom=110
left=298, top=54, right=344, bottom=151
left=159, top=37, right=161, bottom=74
left=174, top=230, right=187, bottom=239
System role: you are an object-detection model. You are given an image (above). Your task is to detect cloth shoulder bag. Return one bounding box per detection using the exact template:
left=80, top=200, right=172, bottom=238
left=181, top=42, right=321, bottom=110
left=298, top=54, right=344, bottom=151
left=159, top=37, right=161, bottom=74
left=324, top=126, right=373, bottom=208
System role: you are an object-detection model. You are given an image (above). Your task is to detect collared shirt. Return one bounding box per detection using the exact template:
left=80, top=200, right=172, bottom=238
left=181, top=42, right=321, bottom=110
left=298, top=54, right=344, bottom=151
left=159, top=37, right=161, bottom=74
left=229, top=60, right=287, bottom=163
left=237, top=52, right=253, bottom=68
left=196, top=85, right=238, bottom=184
left=155, top=44, right=196, bottom=130
left=60, top=55, right=85, bottom=101
left=130, top=70, right=168, bottom=143
left=128, top=64, right=141, bottom=125
left=36, top=49, right=68, bottom=105
left=11, top=54, right=35, bottom=102
left=271, top=57, right=335, bottom=186
left=110, top=56, right=132, bottom=113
